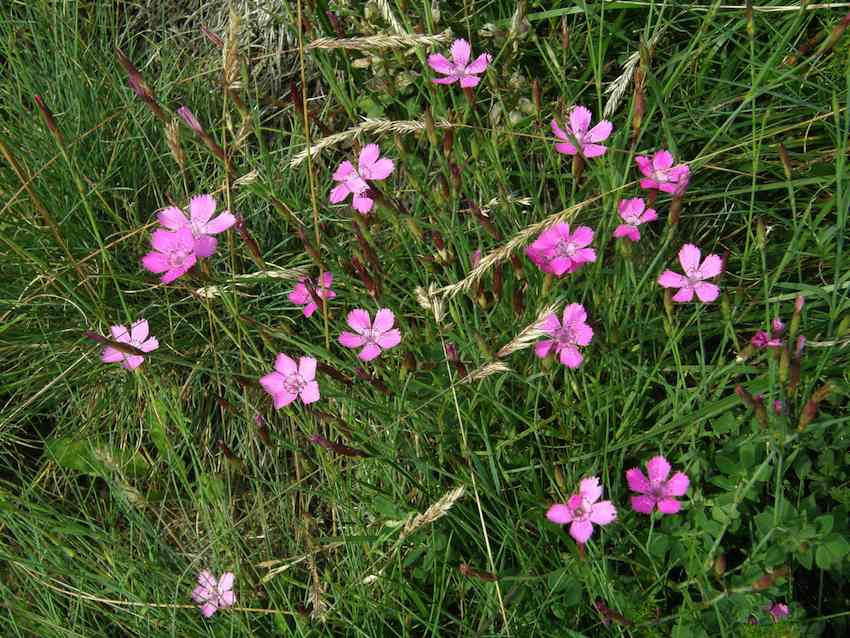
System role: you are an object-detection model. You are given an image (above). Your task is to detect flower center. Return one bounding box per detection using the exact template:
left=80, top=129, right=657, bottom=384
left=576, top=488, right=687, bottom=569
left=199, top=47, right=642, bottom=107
left=572, top=497, right=592, bottom=521
left=554, top=325, right=575, bottom=345
left=648, top=484, right=665, bottom=500
left=284, top=373, right=306, bottom=395
left=624, top=214, right=641, bottom=225
left=685, top=267, right=702, bottom=285
left=168, top=249, right=190, bottom=268
left=555, top=240, right=578, bottom=258
left=652, top=168, right=671, bottom=183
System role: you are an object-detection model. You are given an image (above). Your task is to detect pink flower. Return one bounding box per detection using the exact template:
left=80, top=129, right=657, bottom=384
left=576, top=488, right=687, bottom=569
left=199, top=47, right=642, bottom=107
left=635, top=150, right=690, bottom=195
left=339, top=308, right=401, bottom=361
left=427, top=38, right=491, bottom=87
left=771, top=317, right=785, bottom=336
left=329, top=144, right=394, bottom=214
left=551, top=106, right=613, bottom=158
left=288, top=272, right=336, bottom=317
left=613, top=198, right=658, bottom=242
left=260, top=354, right=320, bottom=408
left=142, top=227, right=197, bottom=283
left=156, top=194, right=236, bottom=258
left=546, top=477, right=617, bottom=544
left=191, top=570, right=235, bottom=618
left=657, top=244, right=723, bottom=303
left=766, top=602, right=789, bottom=622
left=626, top=456, right=690, bottom=515
left=535, top=304, right=593, bottom=368
left=525, top=223, right=596, bottom=277
left=751, top=331, right=782, bottom=349
left=100, top=319, right=159, bottom=370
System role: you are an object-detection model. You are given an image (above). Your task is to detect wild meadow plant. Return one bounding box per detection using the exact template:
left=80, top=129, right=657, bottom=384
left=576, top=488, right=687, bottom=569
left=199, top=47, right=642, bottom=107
left=2, top=2, right=850, bottom=635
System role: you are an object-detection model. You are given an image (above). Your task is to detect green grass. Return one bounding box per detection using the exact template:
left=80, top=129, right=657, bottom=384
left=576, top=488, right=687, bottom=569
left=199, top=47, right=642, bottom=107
left=2, top=0, right=850, bottom=635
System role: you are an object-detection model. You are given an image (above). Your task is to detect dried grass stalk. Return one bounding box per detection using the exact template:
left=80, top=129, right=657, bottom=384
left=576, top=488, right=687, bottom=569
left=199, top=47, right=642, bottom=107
left=195, top=267, right=309, bottom=298
left=496, top=303, right=559, bottom=358
left=461, top=361, right=511, bottom=383
left=401, top=486, right=465, bottom=539
left=308, top=30, right=452, bottom=51
left=375, top=0, right=406, bottom=35
left=603, top=30, right=663, bottom=119
left=414, top=283, right=445, bottom=324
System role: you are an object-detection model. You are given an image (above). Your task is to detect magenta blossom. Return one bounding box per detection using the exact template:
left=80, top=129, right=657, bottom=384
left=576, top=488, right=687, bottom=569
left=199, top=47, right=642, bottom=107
left=339, top=308, right=401, bottom=361
left=657, top=244, right=723, bottom=303
left=525, top=223, right=596, bottom=277
left=156, top=194, right=236, bottom=258
left=551, top=106, right=613, bottom=158
left=329, top=144, right=394, bottom=214
left=288, top=272, right=336, bottom=317
left=535, top=303, right=593, bottom=368
left=766, top=603, right=789, bottom=622
left=626, top=456, right=690, bottom=515
left=100, top=319, right=159, bottom=370
left=547, top=477, right=617, bottom=544
left=613, top=198, right=658, bottom=242
left=260, top=354, right=320, bottom=408
left=191, top=570, right=235, bottom=618
left=635, top=150, right=690, bottom=195
left=427, top=38, right=491, bottom=87
left=142, top=227, right=197, bottom=283
left=751, top=331, right=782, bottom=349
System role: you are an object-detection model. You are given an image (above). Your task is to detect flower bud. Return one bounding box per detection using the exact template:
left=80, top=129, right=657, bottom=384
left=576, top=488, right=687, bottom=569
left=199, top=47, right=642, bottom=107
left=713, top=554, right=727, bottom=577
left=442, top=129, right=454, bottom=158
left=778, top=143, right=792, bottom=180
left=532, top=79, right=542, bottom=115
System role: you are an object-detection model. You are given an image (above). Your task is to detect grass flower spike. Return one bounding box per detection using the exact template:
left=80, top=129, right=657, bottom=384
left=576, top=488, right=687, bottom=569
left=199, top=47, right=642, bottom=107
left=142, top=227, right=197, bottom=283
left=535, top=304, right=593, bottom=368
left=551, top=106, right=613, bottom=158
left=614, top=198, right=657, bottom=242
left=547, top=477, right=617, bottom=544
left=329, top=144, right=394, bottom=214
left=657, top=244, right=723, bottom=303
left=289, top=272, right=336, bottom=317
left=339, top=308, right=401, bottom=361
left=191, top=570, right=235, bottom=617
left=156, top=194, right=236, bottom=258
left=526, top=223, right=596, bottom=276
left=635, top=150, right=690, bottom=195
left=427, top=38, right=491, bottom=87
left=626, top=456, right=690, bottom=515
left=260, top=354, right=320, bottom=408
left=99, top=319, right=159, bottom=370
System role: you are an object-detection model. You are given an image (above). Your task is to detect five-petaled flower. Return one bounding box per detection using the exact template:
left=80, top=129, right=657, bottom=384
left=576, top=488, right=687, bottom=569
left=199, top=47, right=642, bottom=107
left=766, top=602, right=789, bottom=623
left=657, top=244, right=723, bottom=303
left=142, top=227, right=197, bottom=283
left=288, top=272, right=336, bottom=317
left=100, top=319, right=159, bottom=370
left=526, top=223, right=596, bottom=276
left=156, top=194, right=236, bottom=258
left=339, top=308, right=402, bottom=361
left=191, top=570, right=235, bottom=618
left=614, top=198, right=658, bottom=242
left=535, top=303, right=593, bottom=368
left=551, top=106, right=613, bottom=158
left=547, top=477, right=617, bottom=544
left=626, top=456, right=690, bottom=515
left=427, top=38, right=491, bottom=87
left=635, top=150, right=690, bottom=195
left=329, top=144, right=394, bottom=214
left=260, top=354, right=320, bottom=408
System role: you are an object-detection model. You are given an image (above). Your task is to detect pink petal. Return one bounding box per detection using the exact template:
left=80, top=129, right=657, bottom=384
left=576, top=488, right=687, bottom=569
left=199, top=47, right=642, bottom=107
left=569, top=105, right=592, bottom=136
left=203, top=211, right=236, bottom=234
left=372, top=308, right=395, bottom=333
left=358, top=342, right=382, bottom=361
left=586, top=119, right=613, bottom=143
left=570, top=226, right=594, bottom=247
left=569, top=520, right=594, bottom=543
left=641, top=209, right=658, bottom=223
left=427, top=53, right=455, bottom=75
left=219, top=590, right=236, bottom=607
left=465, top=52, right=491, bottom=74
left=625, top=468, right=650, bottom=493
left=358, top=144, right=380, bottom=170
left=665, top=471, right=690, bottom=497
left=376, top=328, right=401, bottom=350
left=634, top=155, right=653, bottom=178
left=260, top=371, right=285, bottom=395
left=189, top=194, right=216, bottom=224
left=672, top=286, right=695, bottom=302
left=157, top=206, right=188, bottom=230
left=450, top=38, right=471, bottom=67
left=694, top=282, right=720, bottom=303
left=288, top=282, right=310, bottom=305
left=657, top=270, right=687, bottom=289
left=573, top=323, right=593, bottom=347
left=150, top=228, right=178, bottom=253
left=613, top=224, right=632, bottom=239
left=657, top=498, right=681, bottom=515
left=346, top=309, right=373, bottom=334
left=160, top=260, right=194, bottom=284
left=658, top=182, right=680, bottom=194
left=562, top=303, right=587, bottom=325
left=191, top=585, right=210, bottom=603
left=534, top=339, right=554, bottom=359
left=130, top=319, right=149, bottom=342
left=361, top=158, right=394, bottom=180
left=646, top=456, right=671, bottom=483
left=298, top=356, right=317, bottom=381
left=678, top=244, right=702, bottom=273
left=432, top=76, right=458, bottom=85
left=579, top=477, right=602, bottom=503
left=319, top=271, right=333, bottom=288
left=546, top=503, right=573, bottom=524
left=538, top=312, right=562, bottom=333
left=619, top=197, right=644, bottom=218
left=303, top=302, right=317, bottom=317
left=197, top=570, right=216, bottom=588
left=274, top=353, right=298, bottom=375
left=142, top=251, right=170, bottom=273
left=139, top=337, right=159, bottom=353
left=459, top=75, right=481, bottom=88
left=217, top=572, right=234, bottom=592
left=300, top=380, right=320, bottom=404
left=123, top=355, right=144, bottom=369
left=339, top=331, right=367, bottom=348
left=352, top=194, right=374, bottom=214
left=548, top=256, right=573, bottom=277
left=333, top=160, right=355, bottom=181
left=273, top=390, right=297, bottom=409
left=652, top=150, right=674, bottom=170
left=551, top=119, right=569, bottom=141
left=698, top=254, right=723, bottom=279
left=640, top=177, right=661, bottom=190
left=193, top=235, right=218, bottom=258
left=200, top=602, right=218, bottom=617
left=329, top=183, right=351, bottom=204
left=100, top=346, right=124, bottom=363
left=554, top=141, right=577, bottom=155
left=589, top=500, right=617, bottom=525
left=624, top=227, right=640, bottom=241
left=630, top=495, right=656, bottom=515
left=581, top=143, right=608, bottom=158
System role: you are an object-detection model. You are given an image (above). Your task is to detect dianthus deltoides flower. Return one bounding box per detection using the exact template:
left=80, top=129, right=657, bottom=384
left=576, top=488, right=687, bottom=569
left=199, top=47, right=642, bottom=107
left=427, top=38, right=492, bottom=87
left=329, top=144, right=394, bottom=214
left=288, top=272, right=336, bottom=317
left=142, top=227, right=197, bottom=283
left=191, top=570, right=235, bottom=617
left=99, top=319, right=159, bottom=370
left=657, top=244, right=723, bottom=303
left=260, top=354, right=320, bottom=408
left=547, top=477, right=617, bottom=544
left=626, top=456, right=690, bottom=515
left=156, top=194, right=236, bottom=257
left=534, top=304, right=593, bottom=368
left=551, top=106, right=613, bottom=158
left=525, top=223, right=596, bottom=276
left=339, top=308, right=401, bottom=361
left=614, top=197, right=657, bottom=242
left=635, top=150, right=690, bottom=195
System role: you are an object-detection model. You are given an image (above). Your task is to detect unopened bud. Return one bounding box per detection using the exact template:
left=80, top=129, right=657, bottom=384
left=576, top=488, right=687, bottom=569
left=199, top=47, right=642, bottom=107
left=751, top=566, right=788, bottom=591
left=177, top=106, right=204, bottom=136
left=571, top=154, right=585, bottom=182
left=663, top=289, right=674, bottom=323
left=532, top=79, right=542, bottom=115
left=310, top=434, right=369, bottom=458
left=200, top=25, right=224, bottom=48
left=442, top=129, right=454, bottom=158
left=512, top=284, right=525, bottom=317
left=778, top=143, right=792, bottom=180
left=713, top=554, right=726, bottom=577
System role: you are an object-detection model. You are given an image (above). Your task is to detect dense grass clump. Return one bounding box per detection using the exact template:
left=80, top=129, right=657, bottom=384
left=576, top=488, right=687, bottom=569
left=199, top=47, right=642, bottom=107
left=1, top=1, right=849, bottom=636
